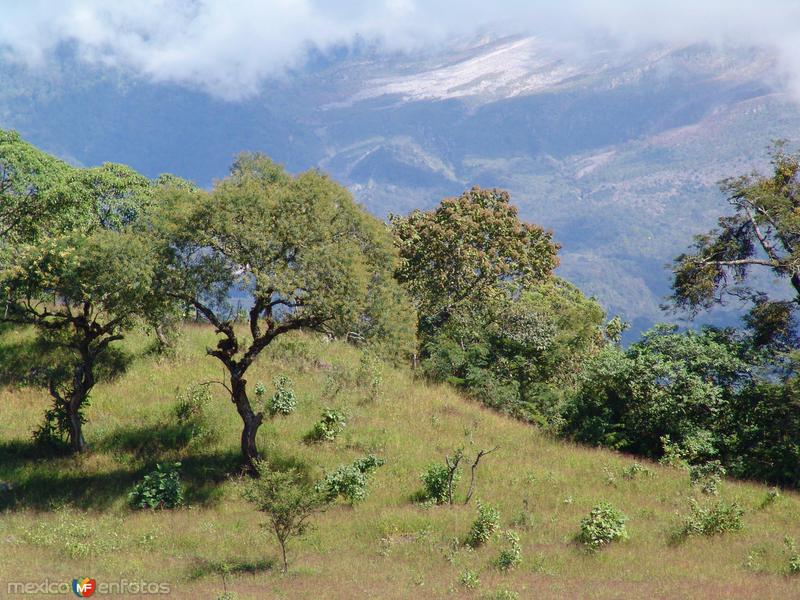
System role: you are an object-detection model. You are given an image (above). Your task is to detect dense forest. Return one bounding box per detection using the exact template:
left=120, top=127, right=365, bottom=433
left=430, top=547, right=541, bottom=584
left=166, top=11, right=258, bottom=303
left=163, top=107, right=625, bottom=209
left=1, top=130, right=799, bottom=593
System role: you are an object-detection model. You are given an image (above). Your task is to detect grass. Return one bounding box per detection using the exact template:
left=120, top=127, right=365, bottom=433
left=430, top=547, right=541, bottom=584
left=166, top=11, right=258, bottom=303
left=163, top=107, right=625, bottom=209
left=0, top=323, right=799, bottom=598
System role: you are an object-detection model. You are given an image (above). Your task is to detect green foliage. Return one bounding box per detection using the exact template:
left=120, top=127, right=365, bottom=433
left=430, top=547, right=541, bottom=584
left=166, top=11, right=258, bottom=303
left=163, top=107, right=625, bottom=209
left=495, top=531, right=522, bottom=571
left=129, top=462, right=184, bottom=510
left=31, top=397, right=89, bottom=453
left=458, top=569, right=480, bottom=589
left=785, top=536, right=800, bottom=575
left=621, top=462, right=654, bottom=480
left=420, top=460, right=461, bottom=505
left=578, top=502, right=628, bottom=551
left=173, top=383, right=215, bottom=445
left=675, top=499, right=744, bottom=540
left=317, top=455, right=385, bottom=504
left=356, top=352, right=384, bottom=402
left=244, top=461, right=330, bottom=573
left=466, top=501, right=500, bottom=548
left=482, top=588, right=519, bottom=600
left=265, top=375, right=297, bottom=417
left=760, top=488, right=781, bottom=509
left=305, top=408, right=346, bottom=443
left=689, top=461, right=726, bottom=496
left=392, top=186, right=558, bottom=324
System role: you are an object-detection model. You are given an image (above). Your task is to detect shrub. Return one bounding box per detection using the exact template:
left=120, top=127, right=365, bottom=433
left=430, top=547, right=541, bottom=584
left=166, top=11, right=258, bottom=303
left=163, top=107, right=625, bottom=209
left=495, top=531, right=522, bottom=571
left=482, top=589, right=519, bottom=600
left=578, top=502, right=628, bottom=550
left=785, top=536, right=800, bottom=575
left=759, top=488, right=781, bottom=509
left=317, top=455, right=385, bottom=504
left=621, top=462, right=653, bottom=480
left=676, top=498, right=744, bottom=540
left=689, top=460, right=726, bottom=496
left=466, top=501, right=500, bottom=548
left=459, top=568, right=480, bottom=589
left=356, top=352, right=383, bottom=402
left=129, top=462, right=184, bottom=510
left=261, top=375, right=297, bottom=417
left=174, top=383, right=214, bottom=444
left=245, top=461, right=330, bottom=573
left=32, top=399, right=88, bottom=453
left=421, top=458, right=462, bottom=505
left=305, top=408, right=346, bottom=443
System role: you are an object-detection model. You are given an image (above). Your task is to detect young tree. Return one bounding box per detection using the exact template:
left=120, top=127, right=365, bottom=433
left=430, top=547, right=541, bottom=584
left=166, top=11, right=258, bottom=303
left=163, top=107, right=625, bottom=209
left=391, top=186, right=559, bottom=328
left=671, top=143, right=800, bottom=347
left=0, top=230, right=166, bottom=451
left=245, top=461, right=330, bottom=574
left=153, top=154, right=414, bottom=470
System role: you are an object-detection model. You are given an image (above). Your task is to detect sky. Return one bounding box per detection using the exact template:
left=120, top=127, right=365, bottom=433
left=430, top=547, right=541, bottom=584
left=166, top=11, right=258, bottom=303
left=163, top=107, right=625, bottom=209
left=1, top=0, right=800, bottom=100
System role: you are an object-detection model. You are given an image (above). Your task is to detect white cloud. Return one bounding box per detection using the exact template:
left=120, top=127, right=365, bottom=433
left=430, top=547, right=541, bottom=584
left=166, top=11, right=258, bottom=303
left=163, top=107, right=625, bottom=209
left=0, top=0, right=799, bottom=99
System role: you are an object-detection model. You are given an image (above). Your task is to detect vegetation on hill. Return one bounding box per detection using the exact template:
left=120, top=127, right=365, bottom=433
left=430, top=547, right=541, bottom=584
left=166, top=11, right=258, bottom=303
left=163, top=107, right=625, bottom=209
left=0, top=131, right=799, bottom=597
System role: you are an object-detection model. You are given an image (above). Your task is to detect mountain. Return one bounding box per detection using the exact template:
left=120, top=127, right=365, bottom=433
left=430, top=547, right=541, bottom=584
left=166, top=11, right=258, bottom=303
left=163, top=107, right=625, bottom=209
left=2, top=36, right=799, bottom=335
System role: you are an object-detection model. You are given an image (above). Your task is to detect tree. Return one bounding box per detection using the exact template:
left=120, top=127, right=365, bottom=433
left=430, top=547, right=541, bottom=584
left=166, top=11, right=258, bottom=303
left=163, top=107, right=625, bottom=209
left=153, top=154, right=414, bottom=470
left=245, top=461, right=330, bottom=573
left=0, top=229, right=166, bottom=452
left=671, top=143, right=800, bottom=348
left=391, top=186, right=558, bottom=329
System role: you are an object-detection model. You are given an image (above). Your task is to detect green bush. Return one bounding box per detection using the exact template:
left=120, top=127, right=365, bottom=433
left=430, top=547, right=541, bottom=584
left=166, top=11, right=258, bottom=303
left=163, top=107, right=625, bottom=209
left=305, top=408, right=346, bottom=443
left=129, top=462, right=184, bottom=510
left=676, top=499, right=744, bottom=540
left=421, top=462, right=461, bottom=505
left=689, top=460, right=726, bottom=495
left=578, top=502, right=628, bottom=550
left=466, top=501, right=500, bottom=548
left=459, top=568, right=480, bottom=589
left=260, top=375, right=297, bottom=417
left=317, top=455, right=385, bottom=504
left=174, top=383, right=214, bottom=444
left=785, top=536, right=800, bottom=575
left=495, top=531, right=522, bottom=571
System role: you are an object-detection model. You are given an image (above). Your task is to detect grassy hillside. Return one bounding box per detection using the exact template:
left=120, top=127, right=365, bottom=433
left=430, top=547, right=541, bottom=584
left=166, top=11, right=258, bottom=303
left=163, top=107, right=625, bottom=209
left=0, top=324, right=798, bottom=599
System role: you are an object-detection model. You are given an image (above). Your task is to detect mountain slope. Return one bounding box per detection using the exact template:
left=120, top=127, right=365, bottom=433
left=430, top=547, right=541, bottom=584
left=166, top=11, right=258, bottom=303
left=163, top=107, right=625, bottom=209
left=0, top=325, right=798, bottom=599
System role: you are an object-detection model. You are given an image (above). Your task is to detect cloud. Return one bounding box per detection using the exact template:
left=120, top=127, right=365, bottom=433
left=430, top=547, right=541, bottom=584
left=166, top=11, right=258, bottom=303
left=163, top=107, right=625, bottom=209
left=1, top=0, right=799, bottom=100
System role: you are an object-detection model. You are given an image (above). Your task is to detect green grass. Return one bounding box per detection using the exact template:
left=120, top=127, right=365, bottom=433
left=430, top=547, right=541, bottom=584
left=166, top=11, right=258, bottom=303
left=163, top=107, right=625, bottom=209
left=1, top=324, right=799, bottom=599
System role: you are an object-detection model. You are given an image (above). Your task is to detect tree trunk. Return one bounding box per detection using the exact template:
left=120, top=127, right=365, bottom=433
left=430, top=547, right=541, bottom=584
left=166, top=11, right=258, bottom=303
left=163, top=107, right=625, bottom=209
left=66, top=397, right=86, bottom=453
left=231, top=372, right=264, bottom=473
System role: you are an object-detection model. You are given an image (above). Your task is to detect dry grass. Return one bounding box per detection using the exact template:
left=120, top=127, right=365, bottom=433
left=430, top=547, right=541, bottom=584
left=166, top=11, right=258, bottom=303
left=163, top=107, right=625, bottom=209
left=0, top=323, right=798, bottom=599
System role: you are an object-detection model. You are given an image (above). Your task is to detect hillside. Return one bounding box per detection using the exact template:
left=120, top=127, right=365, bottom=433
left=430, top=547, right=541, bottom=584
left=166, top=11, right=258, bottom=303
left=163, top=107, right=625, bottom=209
left=0, top=324, right=798, bottom=599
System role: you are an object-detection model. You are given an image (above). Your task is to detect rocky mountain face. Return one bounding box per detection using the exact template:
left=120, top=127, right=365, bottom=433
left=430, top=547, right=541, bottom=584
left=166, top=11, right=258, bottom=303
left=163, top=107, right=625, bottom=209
left=2, top=36, right=799, bottom=335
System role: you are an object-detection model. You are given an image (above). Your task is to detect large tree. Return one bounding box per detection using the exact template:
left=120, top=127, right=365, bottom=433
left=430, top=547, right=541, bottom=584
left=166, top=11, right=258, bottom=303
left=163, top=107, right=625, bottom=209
left=391, top=186, right=559, bottom=330
left=153, top=154, right=414, bottom=470
left=0, top=229, right=166, bottom=452
left=671, top=144, right=800, bottom=347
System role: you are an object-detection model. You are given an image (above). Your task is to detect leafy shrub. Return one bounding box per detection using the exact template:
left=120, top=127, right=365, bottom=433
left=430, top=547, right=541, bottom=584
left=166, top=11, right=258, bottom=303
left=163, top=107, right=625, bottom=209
left=621, top=462, right=653, bottom=480
left=466, top=501, right=500, bottom=548
left=676, top=499, right=744, bottom=540
left=759, top=488, right=781, bottom=509
left=305, top=408, right=346, bottom=443
left=689, top=460, right=726, bottom=495
left=317, top=455, right=385, bottom=504
left=495, top=531, right=522, bottom=571
left=356, top=352, right=383, bottom=402
left=174, top=383, right=214, bottom=444
left=129, top=462, right=184, bottom=510
left=421, top=460, right=461, bottom=505
left=32, top=399, right=88, bottom=453
left=578, top=502, right=628, bottom=550
left=482, top=589, right=519, bottom=600
left=260, top=375, right=297, bottom=417
left=785, top=536, right=800, bottom=575
left=459, top=568, right=480, bottom=589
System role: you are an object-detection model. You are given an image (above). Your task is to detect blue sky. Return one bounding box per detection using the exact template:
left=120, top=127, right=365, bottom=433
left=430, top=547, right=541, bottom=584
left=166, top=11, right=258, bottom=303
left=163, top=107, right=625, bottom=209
left=1, top=0, right=799, bottom=99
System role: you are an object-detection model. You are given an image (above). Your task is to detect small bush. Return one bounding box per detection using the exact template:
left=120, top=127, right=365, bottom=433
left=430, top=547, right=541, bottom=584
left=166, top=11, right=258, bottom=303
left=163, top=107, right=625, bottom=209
left=459, top=568, right=480, bottom=589
left=759, top=488, right=781, bottom=509
left=466, top=501, right=500, bottom=548
left=317, top=455, right=385, bottom=504
left=261, top=375, right=297, bottom=417
left=578, top=502, right=628, bottom=550
left=621, top=462, right=653, bottom=480
left=495, top=531, right=522, bottom=571
left=174, top=383, right=214, bottom=444
left=785, top=536, right=800, bottom=575
left=356, top=352, right=383, bottom=402
left=32, top=399, right=87, bottom=453
left=676, top=498, right=744, bottom=540
left=689, top=460, right=726, bottom=496
left=305, top=408, right=346, bottom=443
left=421, top=462, right=461, bottom=505
left=482, top=589, right=519, bottom=600
left=129, top=462, right=184, bottom=510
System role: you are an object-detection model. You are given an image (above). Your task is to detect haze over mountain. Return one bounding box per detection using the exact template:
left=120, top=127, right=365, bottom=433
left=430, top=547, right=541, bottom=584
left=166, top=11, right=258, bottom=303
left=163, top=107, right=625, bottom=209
left=2, top=6, right=800, bottom=335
